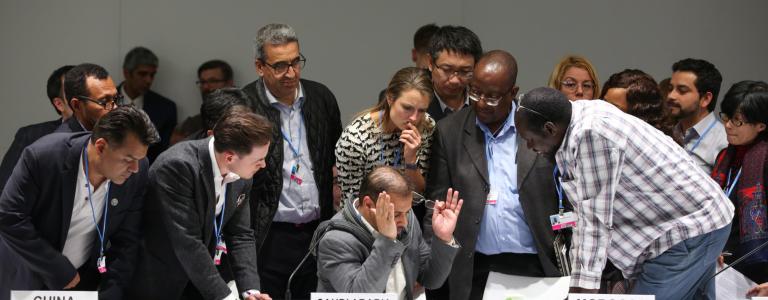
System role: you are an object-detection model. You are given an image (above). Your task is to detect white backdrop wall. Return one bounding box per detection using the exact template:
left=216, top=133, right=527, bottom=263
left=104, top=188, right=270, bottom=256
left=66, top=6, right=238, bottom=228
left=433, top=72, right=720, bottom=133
left=2, top=0, right=767, bottom=157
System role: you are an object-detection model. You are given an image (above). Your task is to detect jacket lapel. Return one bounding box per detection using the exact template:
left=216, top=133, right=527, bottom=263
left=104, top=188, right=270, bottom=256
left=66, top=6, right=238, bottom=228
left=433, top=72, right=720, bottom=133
left=198, top=140, right=217, bottom=245
left=461, top=109, right=489, bottom=185
left=516, top=135, right=539, bottom=188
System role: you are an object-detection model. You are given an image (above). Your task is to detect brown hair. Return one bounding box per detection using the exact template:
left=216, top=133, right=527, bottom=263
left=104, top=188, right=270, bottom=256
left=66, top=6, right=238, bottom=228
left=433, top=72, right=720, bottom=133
left=359, top=67, right=434, bottom=133
left=547, top=55, right=600, bottom=96
left=213, top=110, right=272, bottom=155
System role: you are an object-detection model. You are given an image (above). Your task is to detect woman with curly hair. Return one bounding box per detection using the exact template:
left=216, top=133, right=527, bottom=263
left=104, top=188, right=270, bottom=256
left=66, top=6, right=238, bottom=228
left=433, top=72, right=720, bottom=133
left=601, top=69, right=679, bottom=142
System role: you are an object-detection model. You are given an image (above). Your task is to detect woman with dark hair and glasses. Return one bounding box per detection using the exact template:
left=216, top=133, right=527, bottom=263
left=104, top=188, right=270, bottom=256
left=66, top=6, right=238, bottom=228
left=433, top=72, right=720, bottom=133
left=335, top=67, right=436, bottom=210
left=711, top=80, right=768, bottom=284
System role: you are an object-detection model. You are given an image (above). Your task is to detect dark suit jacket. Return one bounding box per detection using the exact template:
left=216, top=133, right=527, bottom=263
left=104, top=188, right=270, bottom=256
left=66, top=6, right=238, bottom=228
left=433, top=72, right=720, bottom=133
left=424, top=107, right=562, bottom=300
left=118, top=83, right=177, bottom=163
left=0, top=118, right=62, bottom=192
left=55, top=116, right=86, bottom=133
left=0, top=132, right=148, bottom=299
left=127, top=138, right=259, bottom=300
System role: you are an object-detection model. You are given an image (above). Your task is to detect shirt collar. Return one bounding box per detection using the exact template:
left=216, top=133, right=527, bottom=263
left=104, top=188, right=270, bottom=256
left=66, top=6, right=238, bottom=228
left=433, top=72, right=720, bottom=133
left=690, top=112, right=717, bottom=137
left=352, top=198, right=378, bottom=235
left=264, top=82, right=305, bottom=108
left=435, top=91, right=470, bottom=113
left=120, top=85, right=144, bottom=105
left=208, top=137, right=240, bottom=185
left=475, top=102, right=517, bottom=138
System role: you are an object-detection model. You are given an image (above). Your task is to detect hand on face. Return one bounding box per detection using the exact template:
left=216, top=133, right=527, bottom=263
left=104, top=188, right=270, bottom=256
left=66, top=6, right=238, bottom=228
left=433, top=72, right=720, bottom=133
left=399, top=122, right=421, bottom=164
left=370, top=192, right=398, bottom=240
left=431, top=188, right=463, bottom=243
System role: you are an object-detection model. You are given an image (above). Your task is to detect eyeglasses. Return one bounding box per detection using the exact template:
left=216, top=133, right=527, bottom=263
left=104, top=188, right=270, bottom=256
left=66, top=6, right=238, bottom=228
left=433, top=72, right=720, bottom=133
left=719, top=112, right=745, bottom=127
left=468, top=87, right=506, bottom=107
left=196, top=79, right=226, bottom=86
left=516, top=104, right=550, bottom=121
left=434, top=64, right=473, bottom=80
left=560, top=80, right=595, bottom=92
left=261, top=53, right=306, bottom=75
left=76, top=94, right=122, bottom=110
left=412, top=191, right=435, bottom=209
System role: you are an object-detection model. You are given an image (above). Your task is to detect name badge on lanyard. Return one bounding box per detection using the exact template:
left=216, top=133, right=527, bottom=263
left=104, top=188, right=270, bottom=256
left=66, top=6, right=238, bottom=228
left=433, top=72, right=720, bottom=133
left=486, top=189, right=498, bottom=205
left=551, top=165, right=576, bottom=231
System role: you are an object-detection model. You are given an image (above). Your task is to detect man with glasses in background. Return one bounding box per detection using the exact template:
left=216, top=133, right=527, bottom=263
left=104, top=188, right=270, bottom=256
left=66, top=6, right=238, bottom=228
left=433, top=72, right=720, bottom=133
left=242, top=23, right=342, bottom=299
left=425, top=51, right=565, bottom=300
left=57, top=63, right=120, bottom=133
left=171, top=60, right=236, bottom=145
left=425, top=25, right=483, bottom=123
left=118, top=46, right=177, bottom=163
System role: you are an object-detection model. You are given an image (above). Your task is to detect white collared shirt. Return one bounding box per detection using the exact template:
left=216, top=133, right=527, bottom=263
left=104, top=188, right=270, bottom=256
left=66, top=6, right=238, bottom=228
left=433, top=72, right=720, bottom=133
left=62, top=154, right=111, bottom=268
left=674, top=112, right=728, bottom=173
left=208, top=137, right=240, bottom=216
left=434, top=91, right=469, bottom=114
left=121, top=85, right=144, bottom=110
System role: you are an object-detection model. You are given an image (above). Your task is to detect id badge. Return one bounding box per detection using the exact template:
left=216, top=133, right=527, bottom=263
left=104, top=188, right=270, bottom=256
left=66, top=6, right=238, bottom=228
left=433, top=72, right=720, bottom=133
left=486, top=190, right=498, bottom=205
left=550, top=211, right=577, bottom=231
left=97, top=255, right=107, bottom=273
left=214, top=240, right=227, bottom=265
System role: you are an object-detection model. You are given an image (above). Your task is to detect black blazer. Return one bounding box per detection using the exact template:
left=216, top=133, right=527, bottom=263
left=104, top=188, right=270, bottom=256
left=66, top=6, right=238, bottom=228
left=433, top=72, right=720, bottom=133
left=0, top=118, right=62, bottom=192
left=127, top=138, right=259, bottom=300
left=55, top=116, right=86, bottom=133
left=424, top=107, right=562, bottom=300
left=0, top=132, right=148, bottom=299
left=118, top=83, right=177, bottom=163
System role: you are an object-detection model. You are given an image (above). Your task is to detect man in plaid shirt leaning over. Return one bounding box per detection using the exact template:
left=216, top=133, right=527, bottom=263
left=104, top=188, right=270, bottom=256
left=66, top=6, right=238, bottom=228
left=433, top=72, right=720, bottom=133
left=514, top=87, right=734, bottom=300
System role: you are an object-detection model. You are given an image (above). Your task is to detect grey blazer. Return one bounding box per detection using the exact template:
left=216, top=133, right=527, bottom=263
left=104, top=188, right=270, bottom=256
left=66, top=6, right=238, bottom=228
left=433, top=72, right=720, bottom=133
left=425, top=107, right=563, bottom=300
left=126, top=138, right=259, bottom=300
left=316, top=201, right=459, bottom=299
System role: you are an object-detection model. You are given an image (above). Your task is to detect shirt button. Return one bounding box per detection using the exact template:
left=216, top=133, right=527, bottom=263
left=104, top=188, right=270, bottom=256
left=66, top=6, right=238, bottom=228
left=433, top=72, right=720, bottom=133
left=475, top=219, right=480, bottom=224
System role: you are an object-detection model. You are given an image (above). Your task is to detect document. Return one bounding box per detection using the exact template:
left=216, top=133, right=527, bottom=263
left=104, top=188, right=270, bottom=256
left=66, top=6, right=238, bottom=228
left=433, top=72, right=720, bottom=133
left=715, top=264, right=756, bottom=300
left=483, top=272, right=570, bottom=300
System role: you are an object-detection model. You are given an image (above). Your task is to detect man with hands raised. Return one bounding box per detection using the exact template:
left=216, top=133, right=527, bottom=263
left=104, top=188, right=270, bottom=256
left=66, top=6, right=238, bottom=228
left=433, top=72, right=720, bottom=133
left=316, top=166, right=462, bottom=300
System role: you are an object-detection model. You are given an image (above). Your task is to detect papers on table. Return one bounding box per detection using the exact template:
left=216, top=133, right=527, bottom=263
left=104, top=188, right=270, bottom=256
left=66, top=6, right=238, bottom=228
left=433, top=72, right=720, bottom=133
left=715, top=264, right=757, bottom=300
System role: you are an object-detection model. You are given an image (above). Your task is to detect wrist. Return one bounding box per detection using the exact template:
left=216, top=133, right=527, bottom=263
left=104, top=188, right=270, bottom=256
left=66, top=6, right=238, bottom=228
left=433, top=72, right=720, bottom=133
left=404, top=162, right=418, bottom=170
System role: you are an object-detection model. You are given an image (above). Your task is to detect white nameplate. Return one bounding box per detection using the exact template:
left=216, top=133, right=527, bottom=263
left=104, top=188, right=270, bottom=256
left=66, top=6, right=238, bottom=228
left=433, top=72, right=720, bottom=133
left=569, top=294, right=654, bottom=300
left=311, top=293, right=397, bottom=300
left=11, top=291, right=97, bottom=300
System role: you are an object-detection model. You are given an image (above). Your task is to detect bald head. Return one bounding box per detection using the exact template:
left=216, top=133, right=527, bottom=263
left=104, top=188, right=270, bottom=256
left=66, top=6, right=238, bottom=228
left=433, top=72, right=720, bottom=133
left=475, top=50, right=518, bottom=88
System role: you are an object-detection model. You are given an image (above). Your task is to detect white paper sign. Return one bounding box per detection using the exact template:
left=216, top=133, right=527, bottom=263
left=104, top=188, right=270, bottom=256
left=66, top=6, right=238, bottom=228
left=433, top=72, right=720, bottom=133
left=483, top=272, right=570, bottom=300
left=715, top=264, right=756, bottom=300
left=311, top=293, right=397, bottom=300
left=569, top=294, right=655, bottom=300
left=11, top=291, right=97, bottom=300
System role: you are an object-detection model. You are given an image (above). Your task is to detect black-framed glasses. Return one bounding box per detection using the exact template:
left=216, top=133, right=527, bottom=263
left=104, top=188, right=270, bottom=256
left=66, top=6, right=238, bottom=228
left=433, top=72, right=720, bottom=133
left=77, top=94, right=122, bottom=110
left=433, top=63, right=473, bottom=80
left=196, top=79, right=227, bottom=86
left=561, top=80, right=595, bottom=91
left=261, top=53, right=306, bottom=75
left=719, top=112, right=745, bottom=127
left=412, top=191, right=435, bottom=209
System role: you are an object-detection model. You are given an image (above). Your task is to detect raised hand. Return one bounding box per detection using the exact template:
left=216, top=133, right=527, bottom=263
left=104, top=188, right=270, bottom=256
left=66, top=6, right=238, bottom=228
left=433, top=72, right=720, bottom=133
left=432, top=188, right=463, bottom=243
left=400, top=122, right=422, bottom=165
left=371, top=192, right=397, bottom=240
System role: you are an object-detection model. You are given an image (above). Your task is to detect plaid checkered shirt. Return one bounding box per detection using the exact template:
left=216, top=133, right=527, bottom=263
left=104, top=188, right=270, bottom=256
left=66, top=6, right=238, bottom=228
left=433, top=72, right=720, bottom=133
left=555, top=100, right=734, bottom=289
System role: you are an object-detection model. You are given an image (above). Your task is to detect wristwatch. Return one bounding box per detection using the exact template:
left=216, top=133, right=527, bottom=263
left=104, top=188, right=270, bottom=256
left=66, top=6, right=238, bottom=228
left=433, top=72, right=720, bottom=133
left=404, top=162, right=418, bottom=170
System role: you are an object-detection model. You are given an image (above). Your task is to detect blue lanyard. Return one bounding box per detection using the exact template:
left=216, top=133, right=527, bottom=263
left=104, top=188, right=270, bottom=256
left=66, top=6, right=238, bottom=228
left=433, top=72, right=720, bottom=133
left=378, top=110, right=402, bottom=166
left=213, top=191, right=227, bottom=245
left=687, top=119, right=717, bottom=153
left=280, top=108, right=303, bottom=158
left=82, top=147, right=110, bottom=256
left=725, top=167, right=743, bottom=197
left=553, top=165, right=564, bottom=212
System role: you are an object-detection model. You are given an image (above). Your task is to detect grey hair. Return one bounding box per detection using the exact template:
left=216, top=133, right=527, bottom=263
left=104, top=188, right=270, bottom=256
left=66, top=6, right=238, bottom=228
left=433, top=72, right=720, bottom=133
left=253, top=23, right=299, bottom=61
left=123, top=46, right=158, bottom=71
